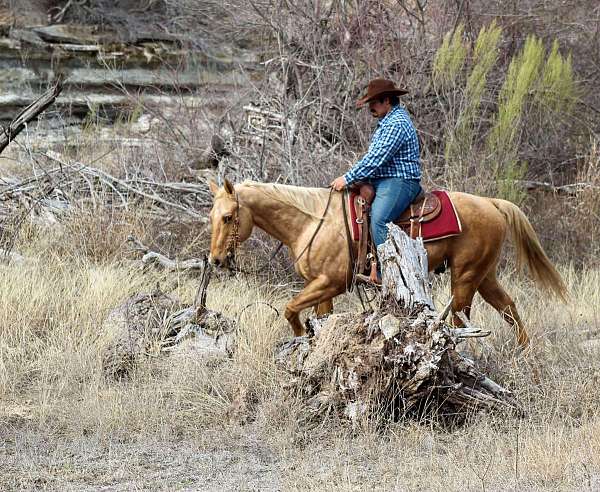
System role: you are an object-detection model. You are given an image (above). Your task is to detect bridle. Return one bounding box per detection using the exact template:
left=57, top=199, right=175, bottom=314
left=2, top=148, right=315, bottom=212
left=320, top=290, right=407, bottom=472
left=224, top=192, right=241, bottom=262
left=219, top=187, right=335, bottom=272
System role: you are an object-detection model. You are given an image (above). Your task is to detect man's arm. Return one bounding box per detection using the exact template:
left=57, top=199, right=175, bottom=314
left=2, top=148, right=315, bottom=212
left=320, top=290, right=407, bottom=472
left=343, top=122, right=407, bottom=185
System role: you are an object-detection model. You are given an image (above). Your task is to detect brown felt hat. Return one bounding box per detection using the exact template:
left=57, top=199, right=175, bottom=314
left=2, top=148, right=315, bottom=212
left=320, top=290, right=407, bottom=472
left=356, top=78, right=409, bottom=109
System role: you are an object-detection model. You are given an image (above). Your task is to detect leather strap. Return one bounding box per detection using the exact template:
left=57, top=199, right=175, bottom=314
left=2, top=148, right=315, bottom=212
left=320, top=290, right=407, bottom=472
left=356, top=198, right=369, bottom=274
left=341, top=190, right=369, bottom=310
left=409, top=194, right=430, bottom=238
left=292, top=187, right=334, bottom=266
left=341, top=189, right=356, bottom=281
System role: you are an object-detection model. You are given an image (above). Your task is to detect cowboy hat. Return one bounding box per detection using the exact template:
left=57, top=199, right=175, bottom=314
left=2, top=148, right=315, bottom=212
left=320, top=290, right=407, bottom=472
left=356, top=78, right=408, bottom=108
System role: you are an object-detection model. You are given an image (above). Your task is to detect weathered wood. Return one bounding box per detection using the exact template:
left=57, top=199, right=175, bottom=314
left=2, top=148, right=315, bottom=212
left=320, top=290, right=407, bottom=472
left=515, top=179, right=600, bottom=196
left=126, top=236, right=207, bottom=272
left=0, top=79, right=63, bottom=154
left=379, top=224, right=433, bottom=309
left=276, top=225, right=519, bottom=424
left=454, top=311, right=491, bottom=338
left=0, top=155, right=213, bottom=230
left=43, top=151, right=206, bottom=220
left=194, top=257, right=212, bottom=317
left=101, top=270, right=236, bottom=378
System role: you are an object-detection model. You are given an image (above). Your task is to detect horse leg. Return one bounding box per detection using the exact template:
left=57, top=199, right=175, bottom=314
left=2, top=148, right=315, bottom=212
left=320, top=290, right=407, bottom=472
left=450, top=267, right=487, bottom=325
left=284, top=275, right=340, bottom=336
left=314, top=299, right=333, bottom=316
left=477, top=272, right=529, bottom=347
left=450, top=283, right=478, bottom=325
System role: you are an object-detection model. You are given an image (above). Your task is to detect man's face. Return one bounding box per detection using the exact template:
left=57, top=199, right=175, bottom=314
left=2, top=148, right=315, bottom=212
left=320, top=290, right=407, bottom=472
left=368, top=98, right=392, bottom=119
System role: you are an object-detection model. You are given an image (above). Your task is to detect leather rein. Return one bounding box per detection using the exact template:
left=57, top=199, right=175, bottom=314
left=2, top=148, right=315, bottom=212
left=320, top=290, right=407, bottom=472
left=290, top=186, right=335, bottom=267
left=223, top=186, right=370, bottom=310
left=224, top=187, right=335, bottom=271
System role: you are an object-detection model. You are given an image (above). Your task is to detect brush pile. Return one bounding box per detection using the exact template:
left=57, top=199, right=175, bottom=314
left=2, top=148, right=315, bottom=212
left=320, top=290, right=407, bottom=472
left=100, top=257, right=237, bottom=379
left=276, top=225, right=521, bottom=423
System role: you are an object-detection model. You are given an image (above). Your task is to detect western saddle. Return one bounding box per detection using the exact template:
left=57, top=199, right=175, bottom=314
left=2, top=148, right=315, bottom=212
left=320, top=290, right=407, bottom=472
left=350, top=182, right=441, bottom=281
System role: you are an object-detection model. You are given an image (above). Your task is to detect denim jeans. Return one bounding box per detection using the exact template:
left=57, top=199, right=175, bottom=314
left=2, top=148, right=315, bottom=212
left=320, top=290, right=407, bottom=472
left=370, top=177, right=422, bottom=250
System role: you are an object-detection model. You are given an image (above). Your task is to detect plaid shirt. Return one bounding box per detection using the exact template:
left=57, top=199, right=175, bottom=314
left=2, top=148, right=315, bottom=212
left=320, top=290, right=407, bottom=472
left=344, top=105, right=421, bottom=185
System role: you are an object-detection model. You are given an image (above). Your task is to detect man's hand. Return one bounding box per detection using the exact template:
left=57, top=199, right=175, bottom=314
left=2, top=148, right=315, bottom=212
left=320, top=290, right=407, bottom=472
left=330, top=176, right=347, bottom=191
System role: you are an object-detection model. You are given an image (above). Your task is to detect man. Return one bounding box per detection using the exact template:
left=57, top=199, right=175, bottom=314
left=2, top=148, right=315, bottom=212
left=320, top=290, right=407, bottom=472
left=330, top=78, right=422, bottom=282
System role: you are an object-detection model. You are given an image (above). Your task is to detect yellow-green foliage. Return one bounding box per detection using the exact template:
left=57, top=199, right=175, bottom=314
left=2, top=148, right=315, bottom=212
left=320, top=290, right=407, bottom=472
left=465, top=22, right=502, bottom=114
left=536, top=39, right=576, bottom=113
left=444, top=22, right=501, bottom=166
left=486, top=36, right=576, bottom=202
left=432, top=24, right=576, bottom=200
left=433, top=25, right=467, bottom=88
left=487, top=35, right=545, bottom=158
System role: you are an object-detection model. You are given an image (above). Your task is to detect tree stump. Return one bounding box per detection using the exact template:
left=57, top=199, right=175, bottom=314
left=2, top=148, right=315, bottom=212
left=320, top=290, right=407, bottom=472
left=276, top=224, right=521, bottom=423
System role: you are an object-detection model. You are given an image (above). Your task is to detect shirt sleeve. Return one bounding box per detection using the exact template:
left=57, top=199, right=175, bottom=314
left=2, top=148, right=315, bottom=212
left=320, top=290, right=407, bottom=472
left=343, top=121, right=408, bottom=185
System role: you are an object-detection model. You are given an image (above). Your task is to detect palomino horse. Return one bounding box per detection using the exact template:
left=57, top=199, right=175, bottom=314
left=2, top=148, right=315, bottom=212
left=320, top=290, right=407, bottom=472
left=208, top=179, right=567, bottom=346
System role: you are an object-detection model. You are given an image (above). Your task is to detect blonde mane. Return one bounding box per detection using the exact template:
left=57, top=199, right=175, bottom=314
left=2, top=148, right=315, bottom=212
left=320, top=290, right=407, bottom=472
left=240, top=181, right=333, bottom=219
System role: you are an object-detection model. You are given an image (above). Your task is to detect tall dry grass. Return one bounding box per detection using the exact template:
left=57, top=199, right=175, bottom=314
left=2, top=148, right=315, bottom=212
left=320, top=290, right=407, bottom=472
left=0, top=222, right=293, bottom=438
left=2, top=211, right=600, bottom=489
left=0, top=6, right=599, bottom=486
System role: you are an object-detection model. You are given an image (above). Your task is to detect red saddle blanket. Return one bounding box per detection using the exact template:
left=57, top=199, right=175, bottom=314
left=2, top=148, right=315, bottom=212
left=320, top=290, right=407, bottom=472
left=348, top=189, right=462, bottom=242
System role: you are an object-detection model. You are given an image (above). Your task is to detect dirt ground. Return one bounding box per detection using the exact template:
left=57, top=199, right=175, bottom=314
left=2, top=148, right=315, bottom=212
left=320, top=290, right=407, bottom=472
left=3, top=421, right=600, bottom=491
left=1, top=428, right=285, bottom=491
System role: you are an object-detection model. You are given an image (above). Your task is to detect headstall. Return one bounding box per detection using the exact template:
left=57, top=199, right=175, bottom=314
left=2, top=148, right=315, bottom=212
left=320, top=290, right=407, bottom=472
left=225, top=193, right=241, bottom=260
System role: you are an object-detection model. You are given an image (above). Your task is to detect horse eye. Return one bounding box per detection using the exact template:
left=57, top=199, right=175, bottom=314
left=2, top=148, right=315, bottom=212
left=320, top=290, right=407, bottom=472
left=223, top=215, right=232, bottom=224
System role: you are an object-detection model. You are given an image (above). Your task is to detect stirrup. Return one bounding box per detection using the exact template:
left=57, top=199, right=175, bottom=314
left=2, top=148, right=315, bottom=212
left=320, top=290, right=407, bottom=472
left=355, top=273, right=381, bottom=287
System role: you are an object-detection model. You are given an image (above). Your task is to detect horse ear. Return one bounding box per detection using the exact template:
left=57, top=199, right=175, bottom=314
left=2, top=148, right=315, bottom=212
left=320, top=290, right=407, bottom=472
left=223, top=178, right=235, bottom=195
left=209, top=180, right=219, bottom=195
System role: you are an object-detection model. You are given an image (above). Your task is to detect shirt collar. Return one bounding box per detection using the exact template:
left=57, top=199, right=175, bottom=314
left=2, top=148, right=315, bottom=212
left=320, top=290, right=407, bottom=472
left=377, top=104, right=401, bottom=127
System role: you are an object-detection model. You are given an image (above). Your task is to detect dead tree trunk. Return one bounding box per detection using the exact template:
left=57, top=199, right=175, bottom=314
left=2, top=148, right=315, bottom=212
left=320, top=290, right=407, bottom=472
left=0, top=78, right=64, bottom=154
left=276, top=224, right=521, bottom=424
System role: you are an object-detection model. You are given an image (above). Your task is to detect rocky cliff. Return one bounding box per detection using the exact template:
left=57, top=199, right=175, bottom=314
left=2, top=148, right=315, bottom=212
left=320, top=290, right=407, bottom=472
left=0, top=13, right=256, bottom=124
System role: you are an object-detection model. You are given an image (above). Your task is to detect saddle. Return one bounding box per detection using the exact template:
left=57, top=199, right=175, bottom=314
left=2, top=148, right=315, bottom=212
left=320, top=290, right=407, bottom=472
left=348, top=182, right=442, bottom=279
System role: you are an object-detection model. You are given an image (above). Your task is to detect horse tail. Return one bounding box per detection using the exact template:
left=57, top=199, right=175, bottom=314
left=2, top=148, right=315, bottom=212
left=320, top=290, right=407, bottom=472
left=490, top=198, right=568, bottom=302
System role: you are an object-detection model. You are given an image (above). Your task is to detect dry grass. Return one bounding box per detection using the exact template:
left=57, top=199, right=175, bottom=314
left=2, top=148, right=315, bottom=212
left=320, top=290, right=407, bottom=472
left=1, top=218, right=600, bottom=489
left=1, top=3, right=599, bottom=488
left=0, top=106, right=598, bottom=492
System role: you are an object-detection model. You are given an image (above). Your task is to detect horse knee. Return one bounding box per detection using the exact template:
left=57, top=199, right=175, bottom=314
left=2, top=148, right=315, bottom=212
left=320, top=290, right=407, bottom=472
left=284, top=305, right=297, bottom=322
left=284, top=307, right=304, bottom=337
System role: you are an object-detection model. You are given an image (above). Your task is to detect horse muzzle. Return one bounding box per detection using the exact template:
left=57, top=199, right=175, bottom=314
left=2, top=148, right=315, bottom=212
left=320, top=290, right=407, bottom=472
left=208, top=251, right=235, bottom=269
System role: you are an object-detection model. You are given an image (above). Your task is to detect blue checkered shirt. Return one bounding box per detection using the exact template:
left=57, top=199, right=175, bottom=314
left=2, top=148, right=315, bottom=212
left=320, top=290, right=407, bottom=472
left=344, top=105, right=421, bottom=185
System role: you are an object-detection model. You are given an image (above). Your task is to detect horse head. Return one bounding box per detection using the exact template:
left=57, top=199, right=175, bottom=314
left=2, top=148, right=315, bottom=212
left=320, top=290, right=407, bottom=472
left=208, top=178, right=253, bottom=268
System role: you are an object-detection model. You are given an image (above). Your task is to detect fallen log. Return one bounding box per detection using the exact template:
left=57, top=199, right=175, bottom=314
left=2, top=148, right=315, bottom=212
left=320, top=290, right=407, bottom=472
left=505, top=179, right=600, bottom=196
left=127, top=235, right=207, bottom=272
left=276, top=224, right=521, bottom=424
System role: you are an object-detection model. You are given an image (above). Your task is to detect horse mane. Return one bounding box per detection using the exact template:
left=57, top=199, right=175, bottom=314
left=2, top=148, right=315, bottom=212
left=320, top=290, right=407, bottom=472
left=240, top=181, right=332, bottom=219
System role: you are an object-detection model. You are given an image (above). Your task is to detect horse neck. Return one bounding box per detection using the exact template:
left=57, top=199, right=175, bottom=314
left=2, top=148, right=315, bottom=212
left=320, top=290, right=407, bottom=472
left=237, top=184, right=318, bottom=248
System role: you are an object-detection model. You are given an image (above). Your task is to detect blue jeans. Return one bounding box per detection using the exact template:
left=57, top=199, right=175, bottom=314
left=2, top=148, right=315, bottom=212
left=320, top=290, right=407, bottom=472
left=370, top=177, right=422, bottom=251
